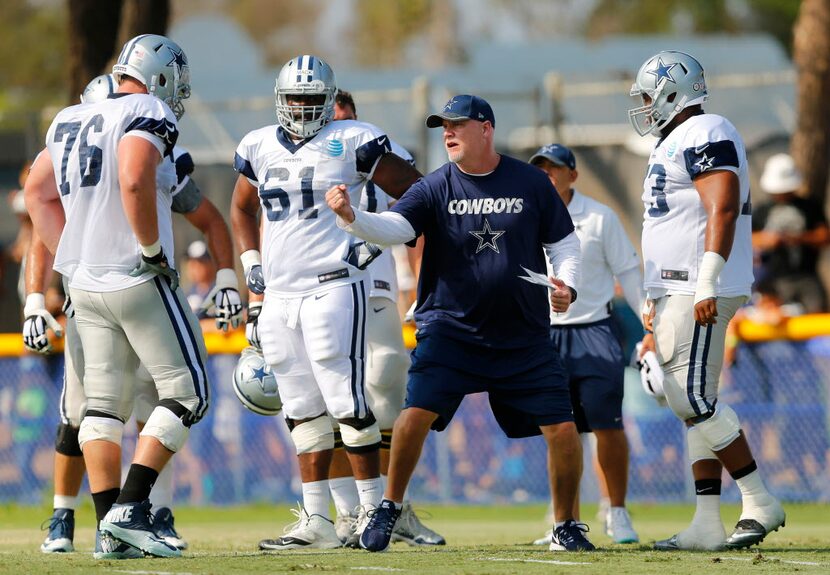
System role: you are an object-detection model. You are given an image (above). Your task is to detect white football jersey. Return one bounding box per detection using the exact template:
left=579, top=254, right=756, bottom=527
left=641, top=114, right=753, bottom=298
left=548, top=190, right=640, bottom=325
left=46, top=93, right=179, bottom=292
left=234, top=119, right=392, bottom=295
left=358, top=140, right=414, bottom=302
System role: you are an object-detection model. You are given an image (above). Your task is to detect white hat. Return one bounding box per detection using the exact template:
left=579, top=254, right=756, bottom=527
left=760, top=153, right=802, bottom=194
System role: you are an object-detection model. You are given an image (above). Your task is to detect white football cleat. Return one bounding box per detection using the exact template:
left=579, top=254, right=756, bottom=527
left=391, top=502, right=446, bottom=546
left=532, top=529, right=552, bottom=546
left=606, top=507, right=639, bottom=544
left=334, top=509, right=358, bottom=544
left=725, top=497, right=785, bottom=549
left=654, top=520, right=726, bottom=551
left=259, top=506, right=342, bottom=551
left=345, top=504, right=375, bottom=548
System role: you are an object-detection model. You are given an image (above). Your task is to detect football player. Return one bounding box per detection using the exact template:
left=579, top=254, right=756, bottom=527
left=27, top=72, right=240, bottom=556
left=631, top=50, right=785, bottom=550
left=325, top=90, right=444, bottom=547
left=25, top=34, right=210, bottom=559
left=230, top=55, right=421, bottom=550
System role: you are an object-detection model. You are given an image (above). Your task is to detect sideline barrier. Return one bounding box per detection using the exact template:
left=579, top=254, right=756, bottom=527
left=0, top=320, right=827, bottom=505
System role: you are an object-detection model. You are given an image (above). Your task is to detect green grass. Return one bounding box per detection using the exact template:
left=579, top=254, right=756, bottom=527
left=1, top=502, right=828, bottom=574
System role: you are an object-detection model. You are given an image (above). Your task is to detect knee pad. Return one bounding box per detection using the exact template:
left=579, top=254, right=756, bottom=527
left=694, top=404, right=741, bottom=452
left=140, top=405, right=191, bottom=453
left=55, top=422, right=83, bottom=457
left=290, top=415, right=335, bottom=454
left=687, top=425, right=717, bottom=464
left=78, top=414, right=124, bottom=448
left=338, top=413, right=381, bottom=453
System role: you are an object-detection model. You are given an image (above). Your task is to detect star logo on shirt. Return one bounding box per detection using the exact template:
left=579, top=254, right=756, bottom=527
left=695, top=153, right=714, bottom=172
left=469, top=218, right=505, bottom=254
left=647, top=57, right=677, bottom=84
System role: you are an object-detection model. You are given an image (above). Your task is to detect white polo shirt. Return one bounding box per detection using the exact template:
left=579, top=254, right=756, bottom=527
left=547, top=190, right=640, bottom=325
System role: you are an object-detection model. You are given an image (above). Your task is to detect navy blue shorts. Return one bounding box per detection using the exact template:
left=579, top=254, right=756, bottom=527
left=404, top=334, right=573, bottom=438
left=550, top=318, right=625, bottom=433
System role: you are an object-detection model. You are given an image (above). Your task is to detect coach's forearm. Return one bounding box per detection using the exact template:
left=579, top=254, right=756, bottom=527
left=337, top=210, right=416, bottom=246
left=544, top=231, right=581, bottom=290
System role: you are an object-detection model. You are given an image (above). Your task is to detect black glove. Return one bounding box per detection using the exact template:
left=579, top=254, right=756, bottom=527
left=129, top=247, right=179, bottom=291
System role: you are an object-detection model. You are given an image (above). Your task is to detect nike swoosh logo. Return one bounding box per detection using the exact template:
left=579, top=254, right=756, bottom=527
left=695, top=143, right=709, bottom=154
left=373, top=306, right=386, bottom=313
left=377, top=136, right=387, bottom=146
left=315, top=293, right=328, bottom=300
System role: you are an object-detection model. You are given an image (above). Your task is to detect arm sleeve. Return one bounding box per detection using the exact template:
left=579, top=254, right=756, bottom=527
left=602, top=211, right=640, bottom=276
left=543, top=231, right=581, bottom=290
left=616, top=266, right=645, bottom=324
left=171, top=178, right=203, bottom=214
left=337, top=210, right=416, bottom=246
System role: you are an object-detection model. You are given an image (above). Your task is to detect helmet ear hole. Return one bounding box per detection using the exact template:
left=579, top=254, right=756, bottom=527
left=667, top=92, right=677, bottom=104
left=159, top=74, right=167, bottom=87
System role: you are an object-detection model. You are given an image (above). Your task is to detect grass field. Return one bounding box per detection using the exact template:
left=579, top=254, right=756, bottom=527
left=1, top=502, right=827, bottom=574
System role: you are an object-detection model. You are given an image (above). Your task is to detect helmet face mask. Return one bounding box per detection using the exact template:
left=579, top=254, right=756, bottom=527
left=275, top=55, right=336, bottom=139
left=629, top=50, right=708, bottom=137
left=112, top=34, right=191, bottom=119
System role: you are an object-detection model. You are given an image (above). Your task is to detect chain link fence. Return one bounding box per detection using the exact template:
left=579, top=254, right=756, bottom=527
left=0, top=336, right=827, bottom=506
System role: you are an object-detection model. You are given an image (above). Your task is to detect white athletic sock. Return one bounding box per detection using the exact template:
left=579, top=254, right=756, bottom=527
left=355, top=477, right=383, bottom=507
left=150, top=461, right=175, bottom=513
left=302, top=480, right=331, bottom=519
left=54, top=494, right=79, bottom=511
left=381, top=474, right=389, bottom=498
left=691, top=494, right=721, bottom=525
left=736, top=469, right=771, bottom=506
left=329, top=476, right=360, bottom=516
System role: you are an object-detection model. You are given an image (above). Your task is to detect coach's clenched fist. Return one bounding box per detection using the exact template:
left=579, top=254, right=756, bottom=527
left=326, top=184, right=355, bottom=224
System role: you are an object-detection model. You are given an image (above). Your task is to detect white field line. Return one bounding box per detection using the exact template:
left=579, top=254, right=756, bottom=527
left=478, top=556, right=591, bottom=566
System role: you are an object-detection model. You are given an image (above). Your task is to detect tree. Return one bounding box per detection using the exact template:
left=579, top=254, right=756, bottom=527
left=791, top=0, right=830, bottom=203
left=117, top=0, right=170, bottom=48
left=67, top=0, right=123, bottom=102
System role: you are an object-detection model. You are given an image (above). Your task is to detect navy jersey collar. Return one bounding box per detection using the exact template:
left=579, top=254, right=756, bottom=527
left=277, top=126, right=313, bottom=154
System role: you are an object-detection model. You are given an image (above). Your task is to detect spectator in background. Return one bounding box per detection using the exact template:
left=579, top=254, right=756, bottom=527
left=183, top=240, right=216, bottom=322
left=723, top=278, right=805, bottom=368
left=752, top=153, right=830, bottom=313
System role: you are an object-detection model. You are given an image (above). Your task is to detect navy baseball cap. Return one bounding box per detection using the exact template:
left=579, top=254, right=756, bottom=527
left=530, top=144, right=576, bottom=170
left=426, top=94, right=495, bottom=128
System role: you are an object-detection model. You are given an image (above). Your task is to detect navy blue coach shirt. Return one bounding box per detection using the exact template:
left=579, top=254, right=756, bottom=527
left=391, top=155, right=574, bottom=348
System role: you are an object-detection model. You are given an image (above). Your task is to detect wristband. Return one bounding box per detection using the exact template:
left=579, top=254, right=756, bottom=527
left=240, top=249, right=262, bottom=273
left=24, top=293, right=46, bottom=316
left=694, top=251, right=726, bottom=305
left=140, top=240, right=162, bottom=258
left=215, top=268, right=239, bottom=290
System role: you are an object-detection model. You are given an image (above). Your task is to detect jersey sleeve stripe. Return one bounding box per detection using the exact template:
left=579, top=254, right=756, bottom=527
left=233, top=152, right=258, bottom=182
left=174, top=151, right=195, bottom=184
left=683, top=139, right=739, bottom=179
left=124, top=116, right=178, bottom=157
left=355, top=136, right=392, bottom=175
